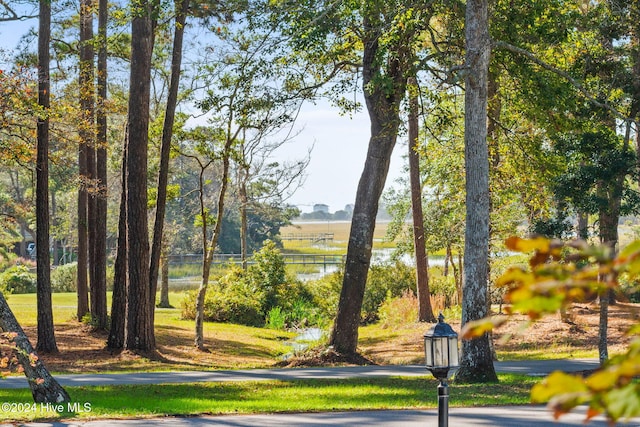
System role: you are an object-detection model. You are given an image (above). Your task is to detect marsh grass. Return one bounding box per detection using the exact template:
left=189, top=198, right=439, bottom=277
left=0, top=374, right=537, bottom=422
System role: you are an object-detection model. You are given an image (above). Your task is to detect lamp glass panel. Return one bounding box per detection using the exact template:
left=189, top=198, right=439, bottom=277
left=448, top=336, right=459, bottom=367
left=424, top=339, right=434, bottom=367
left=433, top=337, right=447, bottom=367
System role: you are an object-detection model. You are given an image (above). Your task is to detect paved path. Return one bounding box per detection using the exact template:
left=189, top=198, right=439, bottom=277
left=4, top=359, right=638, bottom=426
left=0, top=359, right=602, bottom=389
left=3, top=407, right=638, bottom=426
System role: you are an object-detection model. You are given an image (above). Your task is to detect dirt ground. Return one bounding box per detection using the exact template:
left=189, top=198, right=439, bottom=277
left=21, top=302, right=640, bottom=374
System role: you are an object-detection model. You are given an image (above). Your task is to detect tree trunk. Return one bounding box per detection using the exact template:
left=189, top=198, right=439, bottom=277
left=240, top=164, right=249, bottom=271
left=107, top=133, right=128, bottom=350
left=0, top=292, right=69, bottom=403
left=125, top=6, right=155, bottom=351
left=455, top=0, right=498, bottom=383
left=407, top=77, right=435, bottom=323
left=329, top=13, right=406, bottom=354
left=36, top=0, right=57, bottom=354
left=158, top=237, right=171, bottom=308
left=149, top=0, right=189, bottom=321
left=577, top=212, right=589, bottom=240
left=92, top=0, right=109, bottom=330
left=195, top=138, right=233, bottom=350
left=76, top=15, right=90, bottom=321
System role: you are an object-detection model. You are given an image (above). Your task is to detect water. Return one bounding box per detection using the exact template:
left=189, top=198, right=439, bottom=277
left=282, top=327, right=325, bottom=357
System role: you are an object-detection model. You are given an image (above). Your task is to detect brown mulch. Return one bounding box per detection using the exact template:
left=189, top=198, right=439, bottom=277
left=276, top=346, right=377, bottom=368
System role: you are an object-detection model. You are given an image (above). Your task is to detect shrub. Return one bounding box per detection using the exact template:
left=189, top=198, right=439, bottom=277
left=247, top=240, right=287, bottom=312
left=51, top=262, right=77, bottom=292
left=307, top=270, right=343, bottom=320
left=0, top=265, right=36, bottom=294
left=362, top=261, right=416, bottom=323
left=181, top=240, right=330, bottom=328
left=428, top=269, right=458, bottom=308
left=180, top=284, right=264, bottom=327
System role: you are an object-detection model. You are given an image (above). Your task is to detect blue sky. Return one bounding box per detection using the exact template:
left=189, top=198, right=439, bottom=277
left=0, top=14, right=406, bottom=214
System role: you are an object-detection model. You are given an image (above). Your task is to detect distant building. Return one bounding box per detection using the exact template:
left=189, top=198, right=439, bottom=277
left=313, top=204, right=330, bottom=214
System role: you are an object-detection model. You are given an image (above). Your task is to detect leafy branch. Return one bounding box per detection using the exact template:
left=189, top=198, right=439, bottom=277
left=463, top=236, right=640, bottom=423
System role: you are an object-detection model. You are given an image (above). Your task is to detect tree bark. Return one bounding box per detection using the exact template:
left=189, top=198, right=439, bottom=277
left=0, top=292, right=69, bottom=403
left=407, top=77, right=435, bottom=323
left=36, top=0, right=57, bottom=354
left=92, top=0, right=109, bottom=330
left=125, top=5, right=155, bottom=351
left=76, top=0, right=91, bottom=323
left=107, top=132, right=128, bottom=350
left=149, top=0, right=189, bottom=317
left=329, top=12, right=406, bottom=354
left=158, top=235, right=171, bottom=308
left=455, top=0, right=498, bottom=383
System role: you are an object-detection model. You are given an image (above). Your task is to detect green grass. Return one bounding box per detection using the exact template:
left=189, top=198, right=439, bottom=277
left=0, top=374, right=538, bottom=422
left=6, top=292, right=191, bottom=327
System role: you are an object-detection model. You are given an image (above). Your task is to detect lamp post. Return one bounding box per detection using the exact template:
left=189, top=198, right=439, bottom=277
left=424, top=313, right=459, bottom=427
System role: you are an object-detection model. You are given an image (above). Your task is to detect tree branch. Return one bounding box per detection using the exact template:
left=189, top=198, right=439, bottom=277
left=494, top=40, right=631, bottom=123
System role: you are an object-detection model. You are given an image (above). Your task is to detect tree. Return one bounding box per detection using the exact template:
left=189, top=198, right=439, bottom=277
left=175, top=126, right=234, bottom=350
left=0, top=292, right=69, bottom=403
left=92, top=0, right=109, bottom=330
left=149, top=0, right=189, bottom=313
left=77, top=0, right=93, bottom=323
left=321, top=0, right=428, bottom=356
left=124, top=0, right=156, bottom=352
left=35, top=0, right=57, bottom=354
left=407, top=76, right=436, bottom=323
left=455, top=0, right=498, bottom=383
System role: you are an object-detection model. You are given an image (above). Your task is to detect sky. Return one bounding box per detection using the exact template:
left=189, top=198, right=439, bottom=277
left=276, top=104, right=406, bottom=213
left=0, top=14, right=407, bottom=215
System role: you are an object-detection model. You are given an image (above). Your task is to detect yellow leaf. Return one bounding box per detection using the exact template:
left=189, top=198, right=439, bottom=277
left=531, top=371, right=589, bottom=403
left=505, top=236, right=550, bottom=253
left=460, top=316, right=507, bottom=339
left=496, top=267, right=532, bottom=287
left=586, top=369, right=618, bottom=392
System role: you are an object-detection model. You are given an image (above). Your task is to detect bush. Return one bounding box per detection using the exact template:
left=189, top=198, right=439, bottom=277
left=307, top=270, right=343, bottom=320
left=180, top=240, right=330, bottom=328
left=51, top=262, right=77, bottom=293
left=0, top=265, right=36, bottom=294
left=362, top=261, right=416, bottom=323
left=180, top=284, right=264, bottom=327
left=247, top=240, right=287, bottom=312
left=428, top=268, right=458, bottom=308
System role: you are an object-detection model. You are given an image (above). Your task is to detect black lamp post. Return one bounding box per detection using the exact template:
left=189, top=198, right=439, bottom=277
left=424, top=313, right=459, bottom=427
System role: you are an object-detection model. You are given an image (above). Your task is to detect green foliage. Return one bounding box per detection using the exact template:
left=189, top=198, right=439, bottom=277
left=463, top=236, right=640, bottom=423
left=265, top=306, right=286, bottom=330
left=50, top=263, right=77, bottom=293
left=181, top=241, right=325, bottom=327
left=0, top=265, right=36, bottom=294
left=181, top=284, right=264, bottom=327
left=362, top=261, right=416, bottom=323
left=247, top=240, right=287, bottom=312
left=307, top=270, right=343, bottom=320
left=428, top=267, right=458, bottom=305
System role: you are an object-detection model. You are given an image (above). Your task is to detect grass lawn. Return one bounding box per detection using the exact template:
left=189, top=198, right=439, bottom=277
left=0, top=374, right=537, bottom=422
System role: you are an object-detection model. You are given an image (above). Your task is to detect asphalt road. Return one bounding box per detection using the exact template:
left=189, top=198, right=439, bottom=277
left=3, top=407, right=638, bottom=427
left=0, top=358, right=602, bottom=389
left=3, top=359, right=638, bottom=426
